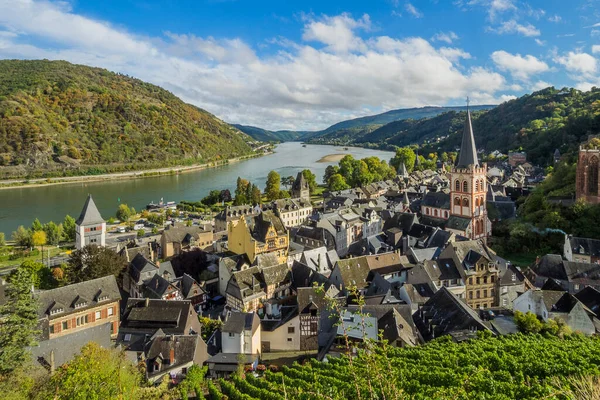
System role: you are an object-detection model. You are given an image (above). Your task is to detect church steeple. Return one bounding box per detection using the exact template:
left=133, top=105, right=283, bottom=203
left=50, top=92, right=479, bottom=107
left=455, top=103, right=479, bottom=168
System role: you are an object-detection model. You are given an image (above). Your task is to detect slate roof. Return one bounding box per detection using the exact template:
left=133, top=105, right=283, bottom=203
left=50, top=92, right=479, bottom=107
left=121, top=299, right=196, bottom=335
left=178, top=274, right=205, bottom=299
left=297, top=287, right=329, bottom=313
left=533, top=254, right=600, bottom=282
left=566, top=236, right=600, bottom=258
left=421, top=191, right=450, bottom=209
left=302, top=247, right=334, bottom=273
left=423, top=258, right=463, bottom=281
left=162, top=226, right=209, bottom=244
left=292, top=171, right=309, bottom=192
left=455, top=110, right=479, bottom=168
left=261, top=263, right=291, bottom=287
left=143, top=274, right=174, bottom=299
left=382, top=212, right=418, bottom=233
left=76, top=194, right=105, bottom=225
left=365, top=252, right=408, bottom=274
left=499, top=264, right=527, bottom=286
left=222, top=311, right=259, bottom=334
left=334, top=257, right=371, bottom=289
left=145, top=334, right=204, bottom=379
left=246, top=211, right=287, bottom=242
left=379, top=308, right=418, bottom=346
left=227, top=266, right=265, bottom=301
left=446, top=215, right=472, bottom=231
left=413, top=286, right=491, bottom=342
left=37, top=275, right=120, bottom=319
left=575, top=286, right=600, bottom=314
left=290, top=261, right=331, bottom=290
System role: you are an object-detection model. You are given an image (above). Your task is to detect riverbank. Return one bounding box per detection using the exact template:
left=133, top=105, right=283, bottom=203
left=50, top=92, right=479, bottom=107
left=0, top=152, right=271, bottom=190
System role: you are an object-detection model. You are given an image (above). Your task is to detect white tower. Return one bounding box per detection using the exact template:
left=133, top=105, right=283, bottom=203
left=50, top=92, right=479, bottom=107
left=75, top=194, right=106, bottom=249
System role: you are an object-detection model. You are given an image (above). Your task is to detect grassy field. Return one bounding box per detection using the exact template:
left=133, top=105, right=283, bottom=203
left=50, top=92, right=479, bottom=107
left=0, top=245, right=70, bottom=269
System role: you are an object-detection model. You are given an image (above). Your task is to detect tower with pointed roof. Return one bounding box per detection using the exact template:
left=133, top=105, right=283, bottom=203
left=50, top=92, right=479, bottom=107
left=448, top=106, right=491, bottom=240
left=75, top=194, right=106, bottom=249
left=291, top=171, right=310, bottom=202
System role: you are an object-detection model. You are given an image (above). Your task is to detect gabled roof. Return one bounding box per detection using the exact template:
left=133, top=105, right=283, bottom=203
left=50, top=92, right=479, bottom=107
left=455, top=110, right=479, bottom=168
left=37, top=275, right=120, bottom=319
left=566, top=236, right=600, bottom=258
left=261, top=263, right=291, bottom=287
left=222, top=311, right=259, bottom=334
left=121, top=299, right=197, bottom=335
left=334, top=257, right=370, bottom=289
left=145, top=334, right=203, bottom=378
left=76, top=194, right=104, bottom=226
left=421, top=191, right=450, bottom=209
left=575, top=286, right=600, bottom=314
left=446, top=215, right=472, bottom=231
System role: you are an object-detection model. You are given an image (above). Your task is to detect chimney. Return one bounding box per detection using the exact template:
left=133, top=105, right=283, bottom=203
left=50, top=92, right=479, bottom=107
left=169, top=348, right=175, bottom=365
left=145, top=297, right=150, bottom=307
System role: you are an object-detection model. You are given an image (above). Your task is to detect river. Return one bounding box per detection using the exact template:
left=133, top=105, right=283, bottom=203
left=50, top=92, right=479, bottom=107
left=0, top=143, right=395, bottom=235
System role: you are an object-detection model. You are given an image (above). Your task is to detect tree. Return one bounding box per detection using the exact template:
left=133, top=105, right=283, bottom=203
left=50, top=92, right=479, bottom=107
left=12, top=226, right=31, bottom=247
left=37, top=342, right=142, bottom=400
left=62, top=214, right=76, bottom=242
left=281, top=175, right=295, bottom=190
left=390, top=147, right=416, bottom=172
left=0, top=232, right=4, bottom=246
left=31, top=230, right=47, bottom=249
left=0, top=264, right=39, bottom=374
left=265, top=170, right=281, bottom=201
left=66, top=245, right=125, bottom=284
left=202, top=190, right=222, bottom=206
left=116, top=204, right=132, bottom=222
left=302, top=169, right=317, bottom=194
left=137, top=229, right=145, bottom=238
left=250, top=184, right=262, bottom=204
left=328, top=174, right=350, bottom=191
left=151, top=227, right=159, bottom=235
left=514, top=311, right=544, bottom=334
left=30, top=218, right=43, bottom=232
left=43, top=221, right=61, bottom=246
left=234, top=177, right=250, bottom=205
left=220, top=189, right=232, bottom=203
left=18, top=260, right=53, bottom=289
left=323, top=165, right=340, bottom=184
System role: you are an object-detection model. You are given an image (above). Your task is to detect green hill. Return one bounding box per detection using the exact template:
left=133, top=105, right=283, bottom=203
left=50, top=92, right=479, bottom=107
left=304, top=105, right=494, bottom=143
left=358, top=87, right=600, bottom=165
left=0, top=59, right=258, bottom=179
left=210, top=334, right=600, bottom=400
left=232, top=124, right=307, bottom=142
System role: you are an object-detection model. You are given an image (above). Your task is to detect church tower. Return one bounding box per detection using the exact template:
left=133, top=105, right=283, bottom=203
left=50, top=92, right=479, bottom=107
left=75, top=194, right=106, bottom=250
left=449, top=107, right=491, bottom=240
left=291, top=171, right=310, bottom=201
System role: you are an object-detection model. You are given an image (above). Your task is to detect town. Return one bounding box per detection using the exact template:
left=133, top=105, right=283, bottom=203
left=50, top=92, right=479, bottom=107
left=3, top=108, right=600, bottom=398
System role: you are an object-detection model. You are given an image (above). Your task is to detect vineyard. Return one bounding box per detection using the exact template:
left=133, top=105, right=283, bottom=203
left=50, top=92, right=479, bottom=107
left=205, top=333, right=600, bottom=400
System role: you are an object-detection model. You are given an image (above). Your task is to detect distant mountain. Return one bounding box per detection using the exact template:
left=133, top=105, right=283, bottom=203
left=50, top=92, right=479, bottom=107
left=232, top=124, right=307, bottom=142
left=0, top=60, right=258, bottom=179
left=359, top=87, right=600, bottom=165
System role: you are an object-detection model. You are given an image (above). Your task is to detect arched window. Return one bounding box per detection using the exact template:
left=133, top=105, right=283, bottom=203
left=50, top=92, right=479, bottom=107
left=463, top=181, right=468, bottom=192
left=475, top=198, right=480, bottom=207
left=578, top=157, right=586, bottom=193
left=434, top=209, right=438, bottom=217
left=444, top=211, right=449, bottom=218
left=455, top=180, right=461, bottom=192
left=425, top=208, right=429, bottom=215
left=454, top=197, right=461, bottom=206
left=589, top=156, right=599, bottom=195
left=462, top=198, right=469, bottom=207
left=475, top=180, right=479, bottom=192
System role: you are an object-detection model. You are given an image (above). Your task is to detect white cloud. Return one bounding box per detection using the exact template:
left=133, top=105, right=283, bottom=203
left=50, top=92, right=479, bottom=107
left=431, top=31, right=459, bottom=44
left=535, top=38, right=546, bottom=46
left=491, top=50, right=549, bottom=80
left=404, top=2, right=423, bottom=18
left=0, top=0, right=511, bottom=130
left=499, top=94, right=517, bottom=102
left=548, top=15, right=562, bottom=23
left=555, top=51, right=598, bottom=80
left=531, top=80, right=551, bottom=91
left=593, top=45, right=600, bottom=54
left=492, top=20, right=541, bottom=37
left=461, top=0, right=516, bottom=21
left=302, top=13, right=371, bottom=53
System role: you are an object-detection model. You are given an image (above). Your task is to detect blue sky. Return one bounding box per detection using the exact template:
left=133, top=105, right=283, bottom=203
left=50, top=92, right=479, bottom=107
left=0, top=0, right=599, bottom=130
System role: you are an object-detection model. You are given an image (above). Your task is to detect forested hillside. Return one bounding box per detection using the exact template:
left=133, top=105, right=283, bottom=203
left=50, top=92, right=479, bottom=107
left=232, top=124, right=306, bottom=142
left=0, top=60, right=257, bottom=178
left=313, top=87, right=600, bottom=166
left=210, top=334, right=600, bottom=400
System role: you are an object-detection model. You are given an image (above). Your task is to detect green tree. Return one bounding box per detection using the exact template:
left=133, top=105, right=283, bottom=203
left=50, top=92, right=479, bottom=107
left=137, top=229, right=145, bottom=238
left=514, top=311, right=544, bottom=334
left=323, top=165, right=340, bottom=184
left=31, top=218, right=43, bottom=232
left=11, top=226, right=31, bottom=247
left=116, top=204, right=132, bottom=222
left=234, top=177, right=250, bottom=205
left=328, top=174, right=350, bottom=191
left=281, top=175, right=295, bottom=190
left=18, top=260, right=53, bottom=289
left=390, top=147, right=416, bottom=172
left=66, top=245, right=125, bottom=284
left=37, top=342, right=142, bottom=400
left=265, top=170, right=281, bottom=201
left=302, top=169, right=317, bottom=194
left=250, top=184, right=262, bottom=204
left=62, top=214, right=76, bottom=242
left=179, top=365, right=208, bottom=400
left=151, top=227, right=159, bottom=235
left=0, top=264, right=39, bottom=374
left=43, top=221, right=61, bottom=246
left=0, top=232, right=4, bottom=246
left=202, top=190, right=222, bottom=206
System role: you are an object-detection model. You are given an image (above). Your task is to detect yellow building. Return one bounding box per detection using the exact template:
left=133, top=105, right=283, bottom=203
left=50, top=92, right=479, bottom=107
left=228, top=210, right=289, bottom=265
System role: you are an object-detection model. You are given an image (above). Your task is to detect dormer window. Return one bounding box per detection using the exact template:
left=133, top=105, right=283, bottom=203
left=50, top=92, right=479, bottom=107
left=97, top=295, right=109, bottom=302
left=50, top=307, right=63, bottom=315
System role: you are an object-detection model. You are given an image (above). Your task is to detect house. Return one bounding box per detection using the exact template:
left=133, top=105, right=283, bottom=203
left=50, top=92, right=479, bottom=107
left=270, top=198, right=313, bottom=228
left=145, top=333, right=208, bottom=383
left=75, top=194, right=106, bottom=250
left=206, top=353, right=258, bottom=379
left=143, top=274, right=183, bottom=300
left=564, top=235, right=600, bottom=263
left=528, top=254, right=600, bottom=293
left=260, top=303, right=301, bottom=352
left=125, top=253, right=175, bottom=298
left=30, top=275, right=120, bottom=370
left=365, top=252, right=411, bottom=284
left=161, top=225, right=213, bottom=258
left=218, top=254, right=251, bottom=297
left=329, top=257, right=371, bottom=293
left=508, top=151, right=527, bottom=167
left=513, top=289, right=595, bottom=335
left=221, top=311, right=261, bottom=355
left=176, top=274, right=207, bottom=307
left=293, top=226, right=336, bottom=251
left=413, top=286, right=492, bottom=342
left=300, top=246, right=338, bottom=276
left=228, top=211, right=289, bottom=265
left=225, top=266, right=267, bottom=312
left=214, top=205, right=259, bottom=233
left=420, top=191, right=450, bottom=220
left=498, top=264, right=531, bottom=309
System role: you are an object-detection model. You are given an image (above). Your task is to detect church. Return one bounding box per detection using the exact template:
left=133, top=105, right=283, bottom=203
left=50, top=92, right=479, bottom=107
left=420, top=108, right=492, bottom=240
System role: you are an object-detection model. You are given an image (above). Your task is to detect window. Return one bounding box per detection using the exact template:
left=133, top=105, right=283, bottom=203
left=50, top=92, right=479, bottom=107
left=502, top=299, right=507, bottom=306
left=511, top=274, right=516, bottom=281
left=228, top=332, right=235, bottom=337
left=469, top=291, right=473, bottom=299
left=483, top=276, right=487, bottom=284
left=574, top=284, right=580, bottom=291
left=502, top=286, right=508, bottom=294
left=454, top=197, right=461, bottom=206
left=287, top=327, right=295, bottom=334
left=62, top=321, right=68, bottom=330
left=95, top=311, right=101, bottom=320
left=49, top=325, right=55, bottom=334
left=483, top=303, right=488, bottom=308
left=463, top=181, right=468, bottom=192
left=483, top=289, right=487, bottom=298
left=491, top=276, right=495, bottom=283
left=469, top=278, right=473, bottom=285
left=476, top=290, right=480, bottom=299
left=462, top=198, right=469, bottom=207
left=455, top=180, right=461, bottom=191
left=287, top=338, right=293, bottom=342
left=491, top=288, right=495, bottom=297
left=476, top=277, right=480, bottom=285
left=107, top=307, right=114, bottom=316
